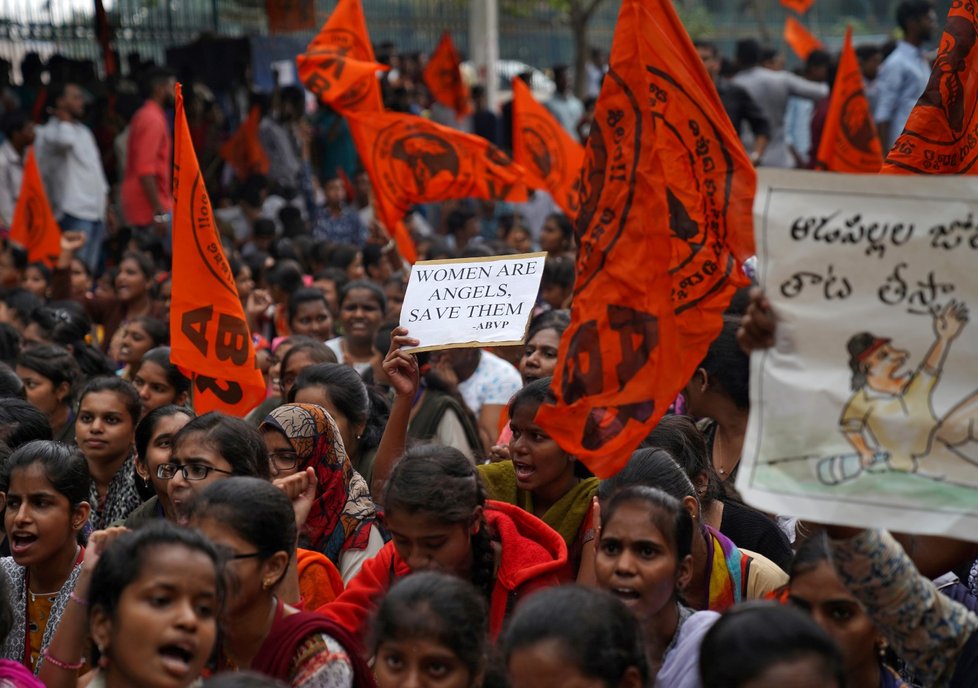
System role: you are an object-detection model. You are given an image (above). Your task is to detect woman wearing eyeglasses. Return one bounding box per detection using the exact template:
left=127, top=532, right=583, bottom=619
left=259, top=404, right=385, bottom=583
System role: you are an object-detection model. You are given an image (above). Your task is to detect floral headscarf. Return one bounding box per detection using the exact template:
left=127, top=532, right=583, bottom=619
left=261, top=403, right=378, bottom=564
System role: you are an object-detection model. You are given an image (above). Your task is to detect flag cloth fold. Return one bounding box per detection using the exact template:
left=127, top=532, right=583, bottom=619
left=780, top=0, right=815, bottom=14
left=784, top=16, right=824, bottom=61
left=304, top=0, right=382, bottom=113
left=219, top=106, right=269, bottom=181
left=296, top=51, right=388, bottom=109
left=265, top=0, right=316, bottom=33
left=171, top=83, right=266, bottom=416
left=94, top=0, right=117, bottom=77
left=423, top=31, right=472, bottom=118
left=346, top=110, right=530, bottom=263
left=536, top=0, right=755, bottom=478
left=814, top=27, right=882, bottom=173
left=9, top=147, right=61, bottom=268
left=882, top=0, right=978, bottom=174
left=512, top=77, right=586, bottom=220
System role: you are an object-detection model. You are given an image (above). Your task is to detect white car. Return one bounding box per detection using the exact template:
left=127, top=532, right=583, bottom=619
left=460, top=59, right=555, bottom=102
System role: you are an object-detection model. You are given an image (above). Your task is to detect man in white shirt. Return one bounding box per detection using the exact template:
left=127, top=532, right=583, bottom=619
left=0, top=110, right=33, bottom=230
left=545, top=65, right=585, bottom=137
left=35, top=82, right=108, bottom=271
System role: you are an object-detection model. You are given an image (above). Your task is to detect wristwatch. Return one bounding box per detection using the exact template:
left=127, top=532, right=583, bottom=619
left=153, top=211, right=171, bottom=224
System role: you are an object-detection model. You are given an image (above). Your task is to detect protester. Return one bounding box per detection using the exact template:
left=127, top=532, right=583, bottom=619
left=117, top=315, right=168, bottom=376
left=287, top=287, right=334, bottom=343
left=320, top=445, right=567, bottom=639
left=0, top=398, right=52, bottom=448
left=15, top=344, right=80, bottom=443
left=130, top=346, right=191, bottom=418
left=545, top=65, right=584, bottom=136
left=370, top=572, right=488, bottom=688
left=0, top=441, right=90, bottom=673
left=129, top=404, right=194, bottom=525
left=277, top=337, right=337, bottom=400
left=0, top=110, right=33, bottom=229
left=327, top=280, right=386, bottom=376
left=502, top=585, right=648, bottom=688
left=75, top=376, right=142, bottom=529
left=191, top=477, right=374, bottom=686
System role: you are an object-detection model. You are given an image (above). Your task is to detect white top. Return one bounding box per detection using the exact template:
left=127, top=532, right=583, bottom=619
left=457, top=349, right=523, bottom=417
left=656, top=610, right=719, bottom=688
left=338, top=522, right=386, bottom=583
left=0, top=140, right=24, bottom=228
left=35, top=119, right=108, bottom=221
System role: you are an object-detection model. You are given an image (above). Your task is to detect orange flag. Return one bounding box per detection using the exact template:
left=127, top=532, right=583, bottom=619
left=170, top=83, right=266, bottom=417
left=536, top=0, right=755, bottom=478
left=296, top=51, right=388, bottom=109
left=814, top=28, right=882, bottom=172
left=780, top=0, right=815, bottom=13
left=304, top=0, right=382, bottom=112
left=423, top=31, right=472, bottom=118
left=883, top=1, right=978, bottom=174
left=265, top=0, right=315, bottom=33
left=784, top=17, right=824, bottom=61
left=219, top=106, right=269, bottom=181
left=94, top=0, right=117, bottom=77
left=9, top=148, right=61, bottom=267
left=346, top=110, right=529, bottom=263
left=512, top=77, right=585, bottom=221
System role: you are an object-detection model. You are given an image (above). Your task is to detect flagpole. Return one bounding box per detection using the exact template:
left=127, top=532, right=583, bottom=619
left=470, top=0, right=499, bottom=111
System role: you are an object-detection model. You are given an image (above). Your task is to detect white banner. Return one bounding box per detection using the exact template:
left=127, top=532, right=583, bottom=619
left=400, top=252, right=545, bottom=352
left=740, top=170, right=978, bottom=541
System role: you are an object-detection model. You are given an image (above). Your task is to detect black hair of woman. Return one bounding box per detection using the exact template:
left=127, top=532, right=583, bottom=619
left=266, top=259, right=305, bottom=295
left=370, top=571, right=488, bottom=684
left=603, top=485, right=695, bottom=561
left=172, top=412, right=271, bottom=480
left=135, top=347, right=192, bottom=397
left=0, top=362, right=24, bottom=399
left=129, top=315, right=169, bottom=348
left=0, top=322, right=21, bottom=364
left=340, top=278, right=387, bottom=314
left=0, top=440, right=91, bottom=515
left=87, top=519, right=224, bottom=619
left=695, top=316, right=750, bottom=410
left=34, top=301, right=114, bottom=377
left=0, top=398, right=53, bottom=447
left=2, top=288, right=42, bottom=328
left=384, top=445, right=496, bottom=599
left=327, top=243, right=362, bottom=272
left=599, top=446, right=697, bottom=501
left=526, top=309, right=570, bottom=341
left=508, top=377, right=593, bottom=479
left=642, top=415, right=723, bottom=507
left=121, top=250, right=155, bottom=282
left=135, top=405, right=195, bottom=469
left=502, top=585, right=649, bottom=688
left=699, top=602, right=846, bottom=688
left=16, top=344, right=82, bottom=405
left=78, top=376, right=141, bottom=426
left=287, top=287, right=330, bottom=324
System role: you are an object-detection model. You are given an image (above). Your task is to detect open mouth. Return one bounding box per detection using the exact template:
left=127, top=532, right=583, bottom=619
left=513, top=461, right=536, bottom=482
left=10, top=533, right=37, bottom=554
left=158, top=643, right=195, bottom=676
left=610, top=587, right=641, bottom=602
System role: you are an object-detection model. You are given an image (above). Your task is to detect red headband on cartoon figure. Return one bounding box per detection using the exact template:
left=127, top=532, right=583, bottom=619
left=855, top=337, right=890, bottom=363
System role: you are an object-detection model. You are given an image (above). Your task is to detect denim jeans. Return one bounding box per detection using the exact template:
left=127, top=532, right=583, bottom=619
left=59, top=213, right=105, bottom=273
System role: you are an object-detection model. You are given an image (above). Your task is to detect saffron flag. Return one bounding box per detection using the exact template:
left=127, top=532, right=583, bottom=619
left=780, top=0, right=815, bottom=13
left=346, top=110, right=530, bottom=263
left=219, top=106, right=269, bottom=181
left=305, top=0, right=382, bottom=112
left=423, top=31, right=472, bottom=118
left=9, top=148, right=61, bottom=267
left=94, top=0, right=117, bottom=77
left=512, top=77, right=586, bottom=221
left=536, top=0, right=756, bottom=478
left=784, top=17, right=824, bottom=61
left=265, top=0, right=316, bottom=33
left=814, top=27, right=882, bottom=173
left=171, top=83, right=266, bottom=416
left=883, top=1, right=978, bottom=174
left=296, top=51, right=388, bottom=109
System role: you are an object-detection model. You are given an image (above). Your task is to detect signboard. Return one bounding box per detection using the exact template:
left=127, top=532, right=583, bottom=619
left=740, top=169, right=978, bottom=541
left=400, top=253, right=545, bottom=352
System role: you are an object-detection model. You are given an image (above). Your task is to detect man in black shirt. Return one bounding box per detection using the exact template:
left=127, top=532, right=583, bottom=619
left=695, top=40, right=770, bottom=166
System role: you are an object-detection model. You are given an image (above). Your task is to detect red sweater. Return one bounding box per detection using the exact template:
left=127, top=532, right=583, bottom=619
left=319, top=500, right=568, bottom=639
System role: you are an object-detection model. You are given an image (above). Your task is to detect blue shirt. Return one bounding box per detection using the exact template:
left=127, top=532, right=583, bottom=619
left=313, top=205, right=368, bottom=247
left=874, top=41, right=931, bottom=149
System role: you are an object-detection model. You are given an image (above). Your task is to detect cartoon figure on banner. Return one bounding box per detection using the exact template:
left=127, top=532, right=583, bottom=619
left=819, top=300, right=978, bottom=487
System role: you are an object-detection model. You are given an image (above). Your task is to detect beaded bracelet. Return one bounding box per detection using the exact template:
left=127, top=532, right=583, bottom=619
left=69, top=591, right=88, bottom=606
left=42, top=651, right=84, bottom=671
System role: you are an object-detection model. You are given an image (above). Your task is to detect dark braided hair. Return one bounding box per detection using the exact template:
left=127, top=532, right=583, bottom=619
left=383, top=445, right=496, bottom=600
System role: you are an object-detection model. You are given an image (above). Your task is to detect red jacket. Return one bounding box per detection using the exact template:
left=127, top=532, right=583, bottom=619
left=319, top=500, right=568, bottom=639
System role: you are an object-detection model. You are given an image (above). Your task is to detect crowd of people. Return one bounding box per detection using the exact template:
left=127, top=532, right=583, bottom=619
left=0, top=0, right=975, bottom=685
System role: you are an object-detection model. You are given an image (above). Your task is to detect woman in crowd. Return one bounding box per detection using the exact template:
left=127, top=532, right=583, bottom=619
left=75, top=377, right=143, bottom=529
left=599, top=448, right=787, bottom=611
left=130, top=346, right=191, bottom=419
left=326, top=244, right=366, bottom=282
left=538, top=213, right=575, bottom=258
left=519, top=310, right=569, bottom=385
left=0, top=399, right=52, bottom=448
left=117, top=316, right=168, bottom=377
left=21, top=263, right=51, bottom=299
left=326, top=280, right=385, bottom=377
left=278, top=340, right=337, bottom=400
left=595, top=486, right=719, bottom=686
left=502, top=585, right=648, bottom=688
left=15, top=344, right=81, bottom=443
left=644, top=415, right=793, bottom=571
left=191, top=478, right=374, bottom=687
left=22, top=304, right=113, bottom=378
left=370, top=572, right=488, bottom=688
left=699, top=604, right=847, bottom=688
left=289, top=363, right=388, bottom=490
left=68, top=257, right=93, bottom=300
left=259, top=403, right=385, bottom=582
left=128, top=405, right=195, bottom=526
left=320, top=445, right=567, bottom=639
left=0, top=441, right=91, bottom=673
left=287, top=288, right=334, bottom=343
left=781, top=532, right=908, bottom=687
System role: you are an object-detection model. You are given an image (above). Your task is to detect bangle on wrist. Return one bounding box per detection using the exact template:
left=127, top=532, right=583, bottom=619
left=42, top=650, right=84, bottom=671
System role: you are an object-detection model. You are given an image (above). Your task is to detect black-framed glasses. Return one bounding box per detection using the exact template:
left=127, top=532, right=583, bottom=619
left=156, top=463, right=234, bottom=481
left=268, top=450, right=300, bottom=471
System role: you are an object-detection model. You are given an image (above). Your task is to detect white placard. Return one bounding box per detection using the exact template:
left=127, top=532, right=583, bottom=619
left=739, top=169, right=978, bottom=541
left=399, top=253, right=546, bottom=352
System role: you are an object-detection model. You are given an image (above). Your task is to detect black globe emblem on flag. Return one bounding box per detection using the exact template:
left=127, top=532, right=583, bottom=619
left=840, top=92, right=877, bottom=155
left=520, top=113, right=566, bottom=186
left=375, top=123, right=462, bottom=200
left=308, top=29, right=373, bottom=109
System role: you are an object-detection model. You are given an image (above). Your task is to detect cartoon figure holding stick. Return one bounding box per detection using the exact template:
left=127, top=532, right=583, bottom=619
left=819, top=301, right=978, bottom=486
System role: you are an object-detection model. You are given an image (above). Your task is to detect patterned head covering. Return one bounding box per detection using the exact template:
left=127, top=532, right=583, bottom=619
left=260, top=403, right=378, bottom=564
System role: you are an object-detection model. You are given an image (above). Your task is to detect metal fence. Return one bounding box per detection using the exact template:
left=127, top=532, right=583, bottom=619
left=0, top=0, right=956, bottom=83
